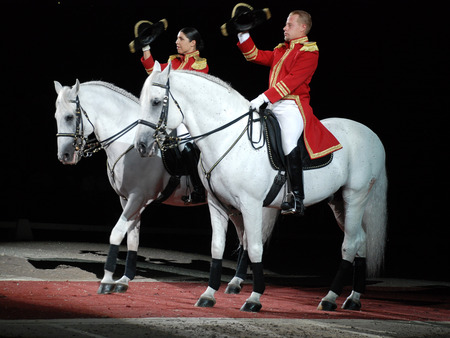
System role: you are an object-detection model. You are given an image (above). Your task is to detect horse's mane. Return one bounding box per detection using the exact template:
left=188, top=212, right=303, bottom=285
left=176, top=70, right=234, bottom=92
left=82, top=81, right=140, bottom=104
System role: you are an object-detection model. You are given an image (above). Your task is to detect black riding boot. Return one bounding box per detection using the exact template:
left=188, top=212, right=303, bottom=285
left=280, top=146, right=305, bottom=216
left=181, top=142, right=206, bottom=204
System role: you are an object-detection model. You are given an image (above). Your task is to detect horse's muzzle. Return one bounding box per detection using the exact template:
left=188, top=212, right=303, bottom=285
left=137, top=140, right=157, bottom=158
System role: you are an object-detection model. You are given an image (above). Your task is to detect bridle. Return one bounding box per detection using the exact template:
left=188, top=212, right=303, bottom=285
left=146, top=77, right=185, bottom=152
left=56, top=96, right=92, bottom=156
left=148, top=75, right=260, bottom=154
left=56, top=95, right=148, bottom=158
left=146, top=72, right=269, bottom=213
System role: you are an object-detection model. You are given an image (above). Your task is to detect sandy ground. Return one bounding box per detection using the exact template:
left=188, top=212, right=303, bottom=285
left=1, top=241, right=449, bottom=337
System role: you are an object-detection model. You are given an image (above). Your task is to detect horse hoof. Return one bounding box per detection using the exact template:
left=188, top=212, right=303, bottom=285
left=342, top=298, right=361, bottom=311
left=317, top=300, right=337, bottom=311
left=225, top=284, right=242, bottom=294
left=240, top=301, right=262, bottom=312
left=97, top=283, right=116, bottom=294
left=195, top=296, right=216, bottom=307
left=114, top=283, right=129, bottom=293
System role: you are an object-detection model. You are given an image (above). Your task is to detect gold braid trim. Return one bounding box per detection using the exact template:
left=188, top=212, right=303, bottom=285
left=300, top=41, right=319, bottom=52
left=192, top=55, right=208, bottom=70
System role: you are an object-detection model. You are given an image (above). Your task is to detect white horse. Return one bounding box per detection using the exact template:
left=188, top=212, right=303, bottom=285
left=134, top=62, right=388, bottom=312
left=54, top=80, right=278, bottom=294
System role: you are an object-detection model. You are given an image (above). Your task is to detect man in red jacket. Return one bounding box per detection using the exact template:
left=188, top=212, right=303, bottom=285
left=237, top=10, right=342, bottom=215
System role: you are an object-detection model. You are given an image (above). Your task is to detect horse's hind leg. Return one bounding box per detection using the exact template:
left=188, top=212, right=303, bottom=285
left=225, top=213, right=248, bottom=294
left=342, top=257, right=366, bottom=310
left=318, top=190, right=368, bottom=310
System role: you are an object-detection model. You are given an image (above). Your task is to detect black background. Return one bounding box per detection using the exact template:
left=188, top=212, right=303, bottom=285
left=1, top=0, right=448, bottom=281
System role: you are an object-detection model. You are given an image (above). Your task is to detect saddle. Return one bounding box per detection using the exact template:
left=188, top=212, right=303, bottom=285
left=260, top=109, right=333, bottom=206
left=261, top=109, right=333, bottom=171
left=151, top=131, right=201, bottom=205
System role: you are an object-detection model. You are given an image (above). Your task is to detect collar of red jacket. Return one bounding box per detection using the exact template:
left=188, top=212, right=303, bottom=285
left=287, top=36, right=309, bottom=49
left=178, top=50, right=200, bottom=61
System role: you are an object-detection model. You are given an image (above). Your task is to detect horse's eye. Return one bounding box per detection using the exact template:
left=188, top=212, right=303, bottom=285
left=65, top=115, right=74, bottom=122
left=152, top=98, right=161, bottom=106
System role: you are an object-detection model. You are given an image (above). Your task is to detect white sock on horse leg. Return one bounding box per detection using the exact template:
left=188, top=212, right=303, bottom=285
left=116, top=276, right=130, bottom=284
left=247, top=291, right=262, bottom=303
left=322, top=290, right=339, bottom=302
left=101, top=270, right=115, bottom=283
left=228, top=276, right=244, bottom=286
left=348, top=290, right=361, bottom=301
left=202, top=286, right=217, bottom=299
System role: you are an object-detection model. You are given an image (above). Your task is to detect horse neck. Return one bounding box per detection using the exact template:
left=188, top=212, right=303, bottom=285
left=172, top=73, right=250, bottom=153
left=78, top=84, right=139, bottom=144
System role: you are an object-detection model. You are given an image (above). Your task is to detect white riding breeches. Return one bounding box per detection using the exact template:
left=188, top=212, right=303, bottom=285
left=177, top=123, right=190, bottom=151
left=270, top=99, right=304, bottom=155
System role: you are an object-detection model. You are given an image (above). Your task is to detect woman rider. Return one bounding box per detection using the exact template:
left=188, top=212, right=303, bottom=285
left=134, top=23, right=208, bottom=204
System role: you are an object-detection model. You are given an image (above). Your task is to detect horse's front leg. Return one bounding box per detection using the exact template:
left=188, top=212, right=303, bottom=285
left=225, top=208, right=278, bottom=295
left=113, top=219, right=141, bottom=293
left=97, top=197, right=141, bottom=294
left=239, top=206, right=264, bottom=312
left=195, top=200, right=229, bottom=307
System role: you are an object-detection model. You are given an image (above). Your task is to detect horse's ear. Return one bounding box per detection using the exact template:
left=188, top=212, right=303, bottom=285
left=161, top=60, right=172, bottom=79
left=69, top=79, right=80, bottom=98
left=153, top=61, right=161, bottom=73
left=54, top=81, right=63, bottom=94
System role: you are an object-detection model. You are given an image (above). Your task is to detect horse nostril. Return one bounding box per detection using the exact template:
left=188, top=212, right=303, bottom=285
left=138, top=142, right=147, bottom=156
left=63, top=153, right=71, bottom=162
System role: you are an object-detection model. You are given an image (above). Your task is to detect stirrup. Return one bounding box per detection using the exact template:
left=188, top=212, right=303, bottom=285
left=182, top=190, right=205, bottom=205
left=281, top=192, right=304, bottom=216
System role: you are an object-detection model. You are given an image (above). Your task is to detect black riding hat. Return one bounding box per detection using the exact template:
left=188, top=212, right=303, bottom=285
left=129, top=19, right=168, bottom=53
left=221, top=3, right=271, bottom=36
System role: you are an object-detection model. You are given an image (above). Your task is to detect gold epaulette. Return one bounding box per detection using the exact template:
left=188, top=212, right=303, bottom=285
left=168, top=54, right=180, bottom=62
left=191, top=55, right=208, bottom=70
left=300, top=41, right=319, bottom=52
left=274, top=43, right=285, bottom=50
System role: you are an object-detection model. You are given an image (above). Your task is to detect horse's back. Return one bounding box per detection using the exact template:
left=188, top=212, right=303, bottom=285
left=322, top=118, right=385, bottom=157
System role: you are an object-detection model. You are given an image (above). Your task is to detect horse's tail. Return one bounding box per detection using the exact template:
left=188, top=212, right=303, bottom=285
left=363, top=164, right=388, bottom=277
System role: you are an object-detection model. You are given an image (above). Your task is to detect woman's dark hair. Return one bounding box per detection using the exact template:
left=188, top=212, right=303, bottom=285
left=180, top=27, right=205, bottom=52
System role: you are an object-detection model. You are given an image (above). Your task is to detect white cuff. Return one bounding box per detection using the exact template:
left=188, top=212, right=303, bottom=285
left=142, top=45, right=150, bottom=52
left=237, top=32, right=250, bottom=44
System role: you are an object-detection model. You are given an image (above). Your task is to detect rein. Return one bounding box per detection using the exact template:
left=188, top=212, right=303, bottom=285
left=149, top=73, right=268, bottom=212
left=56, top=95, right=157, bottom=158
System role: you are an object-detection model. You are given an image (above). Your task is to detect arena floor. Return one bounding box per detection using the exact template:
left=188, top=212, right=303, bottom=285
left=1, top=241, right=449, bottom=337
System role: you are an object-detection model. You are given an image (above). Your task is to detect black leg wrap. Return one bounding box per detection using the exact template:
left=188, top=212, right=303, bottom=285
left=251, top=262, right=265, bottom=294
left=235, top=249, right=249, bottom=280
left=124, top=250, right=138, bottom=280
left=208, top=258, right=222, bottom=291
left=104, top=244, right=120, bottom=272
left=353, top=257, right=366, bottom=294
left=330, top=259, right=353, bottom=296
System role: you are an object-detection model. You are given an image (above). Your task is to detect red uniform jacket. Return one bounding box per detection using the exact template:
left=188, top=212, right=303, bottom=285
left=238, top=36, right=342, bottom=159
left=141, top=50, right=209, bottom=74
